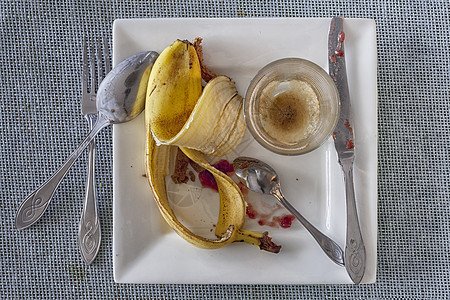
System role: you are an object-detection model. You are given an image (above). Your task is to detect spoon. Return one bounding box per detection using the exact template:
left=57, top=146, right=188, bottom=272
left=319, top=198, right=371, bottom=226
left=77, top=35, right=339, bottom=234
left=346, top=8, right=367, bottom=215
left=233, top=157, right=345, bottom=266
left=15, top=51, right=159, bottom=230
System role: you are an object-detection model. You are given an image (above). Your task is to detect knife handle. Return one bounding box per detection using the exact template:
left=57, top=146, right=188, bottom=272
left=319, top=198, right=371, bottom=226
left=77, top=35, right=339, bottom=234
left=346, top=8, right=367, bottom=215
left=342, top=160, right=366, bottom=283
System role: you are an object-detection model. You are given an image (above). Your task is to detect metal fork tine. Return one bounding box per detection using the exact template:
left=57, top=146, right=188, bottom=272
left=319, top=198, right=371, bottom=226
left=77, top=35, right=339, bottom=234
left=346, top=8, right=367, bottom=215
left=90, top=39, right=96, bottom=93
left=82, top=37, right=88, bottom=94
left=103, top=38, right=111, bottom=73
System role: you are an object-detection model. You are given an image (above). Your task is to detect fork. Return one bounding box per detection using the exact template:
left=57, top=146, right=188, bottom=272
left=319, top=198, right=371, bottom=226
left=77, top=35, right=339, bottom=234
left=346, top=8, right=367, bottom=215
left=79, top=38, right=110, bottom=265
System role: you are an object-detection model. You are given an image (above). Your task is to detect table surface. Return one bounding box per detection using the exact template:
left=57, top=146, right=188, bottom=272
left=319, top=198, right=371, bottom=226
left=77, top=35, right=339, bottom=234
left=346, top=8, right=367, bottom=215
left=1, top=1, right=449, bottom=299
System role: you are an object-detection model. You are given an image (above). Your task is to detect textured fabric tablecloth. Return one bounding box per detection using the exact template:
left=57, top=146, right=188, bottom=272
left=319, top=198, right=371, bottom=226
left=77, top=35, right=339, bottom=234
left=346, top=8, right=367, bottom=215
left=1, top=1, right=449, bottom=299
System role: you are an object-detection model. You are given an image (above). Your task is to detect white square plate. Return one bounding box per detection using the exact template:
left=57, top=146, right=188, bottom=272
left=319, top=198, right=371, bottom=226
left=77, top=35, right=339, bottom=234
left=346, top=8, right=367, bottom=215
left=112, top=18, right=377, bottom=284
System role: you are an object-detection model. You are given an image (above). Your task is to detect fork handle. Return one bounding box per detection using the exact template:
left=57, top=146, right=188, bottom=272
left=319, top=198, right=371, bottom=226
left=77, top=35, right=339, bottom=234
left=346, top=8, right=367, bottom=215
left=79, top=113, right=101, bottom=265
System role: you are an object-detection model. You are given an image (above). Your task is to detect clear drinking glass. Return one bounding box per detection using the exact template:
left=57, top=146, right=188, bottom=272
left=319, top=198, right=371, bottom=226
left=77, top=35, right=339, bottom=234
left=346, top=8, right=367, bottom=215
left=244, top=58, right=340, bottom=155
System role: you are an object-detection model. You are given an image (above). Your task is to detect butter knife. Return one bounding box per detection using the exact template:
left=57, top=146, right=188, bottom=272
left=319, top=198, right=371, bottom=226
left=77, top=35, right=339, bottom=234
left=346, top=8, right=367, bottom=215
left=328, top=16, right=366, bottom=283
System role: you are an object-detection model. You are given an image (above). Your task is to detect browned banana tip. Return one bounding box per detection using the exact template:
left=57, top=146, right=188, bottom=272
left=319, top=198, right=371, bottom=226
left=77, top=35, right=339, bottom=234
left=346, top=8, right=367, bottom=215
left=192, top=37, right=217, bottom=83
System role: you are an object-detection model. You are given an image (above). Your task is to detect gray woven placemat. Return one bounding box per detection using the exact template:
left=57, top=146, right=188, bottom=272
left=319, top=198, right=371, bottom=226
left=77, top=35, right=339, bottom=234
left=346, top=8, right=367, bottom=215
left=1, top=0, right=449, bottom=299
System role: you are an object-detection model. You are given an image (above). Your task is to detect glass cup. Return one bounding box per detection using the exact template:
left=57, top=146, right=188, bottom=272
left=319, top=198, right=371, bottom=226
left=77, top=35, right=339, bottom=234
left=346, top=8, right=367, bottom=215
left=244, top=58, right=340, bottom=155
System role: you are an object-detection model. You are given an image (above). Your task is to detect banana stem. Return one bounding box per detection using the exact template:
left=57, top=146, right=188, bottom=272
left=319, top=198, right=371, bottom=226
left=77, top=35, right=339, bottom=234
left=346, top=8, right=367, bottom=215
left=237, top=229, right=281, bottom=253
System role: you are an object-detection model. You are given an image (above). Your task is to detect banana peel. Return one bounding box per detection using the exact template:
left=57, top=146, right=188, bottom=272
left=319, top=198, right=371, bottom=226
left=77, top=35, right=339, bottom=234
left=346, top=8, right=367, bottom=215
left=161, top=75, right=246, bottom=157
left=147, top=40, right=246, bottom=157
left=145, top=136, right=280, bottom=252
left=146, top=138, right=236, bottom=248
left=147, top=40, right=203, bottom=142
left=145, top=39, right=280, bottom=253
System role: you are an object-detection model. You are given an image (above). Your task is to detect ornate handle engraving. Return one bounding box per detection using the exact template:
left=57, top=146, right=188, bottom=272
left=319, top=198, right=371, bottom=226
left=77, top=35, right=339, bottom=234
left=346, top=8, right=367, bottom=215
left=346, top=237, right=365, bottom=277
left=79, top=218, right=100, bottom=258
left=20, top=194, right=45, bottom=223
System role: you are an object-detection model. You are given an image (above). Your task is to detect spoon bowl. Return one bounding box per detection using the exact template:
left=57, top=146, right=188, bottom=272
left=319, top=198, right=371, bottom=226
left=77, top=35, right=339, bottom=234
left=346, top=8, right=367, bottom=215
left=97, top=51, right=157, bottom=124
left=233, top=156, right=345, bottom=266
left=15, top=51, right=158, bottom=230
left=233, top=157, right=279, bottom=195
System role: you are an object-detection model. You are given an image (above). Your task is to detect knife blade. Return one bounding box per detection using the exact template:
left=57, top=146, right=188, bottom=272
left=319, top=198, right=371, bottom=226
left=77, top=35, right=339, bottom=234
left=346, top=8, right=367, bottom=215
left=328, top=16, right=366, bottom=284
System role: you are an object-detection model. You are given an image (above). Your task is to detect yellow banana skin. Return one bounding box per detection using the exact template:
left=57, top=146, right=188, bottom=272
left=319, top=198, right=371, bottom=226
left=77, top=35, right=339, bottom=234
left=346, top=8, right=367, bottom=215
left=173, top=76, right=246, bottom=157
left=145, top=135, right=280, bottom=251
left=146, top=40, right=202, bottom=142
left=145, top=138, right=237, bottom=249
left=180, top=147, right=245, bottom=237
left=144, top=39, right=280, bottom=252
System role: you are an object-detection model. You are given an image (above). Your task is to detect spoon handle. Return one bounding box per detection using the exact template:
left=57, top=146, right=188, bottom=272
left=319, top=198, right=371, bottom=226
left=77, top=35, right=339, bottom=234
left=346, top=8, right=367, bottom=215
left=15, top=114, right=110, bottom=230
left=271, top=186, right=345, bottom=266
